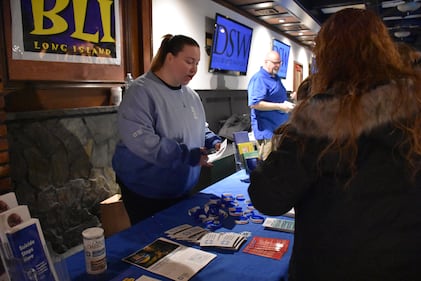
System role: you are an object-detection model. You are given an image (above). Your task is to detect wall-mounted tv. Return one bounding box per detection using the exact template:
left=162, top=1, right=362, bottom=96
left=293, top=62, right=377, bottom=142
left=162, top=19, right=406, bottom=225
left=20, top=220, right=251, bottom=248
left=272, top=39, right=291, bottom=79
left=208, top=13, right=253, bottom=76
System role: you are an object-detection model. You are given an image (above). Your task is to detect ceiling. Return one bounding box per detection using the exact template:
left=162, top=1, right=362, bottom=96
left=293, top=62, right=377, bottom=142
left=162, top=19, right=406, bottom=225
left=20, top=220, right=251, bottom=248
left=212, top=0, right=421, bottom=51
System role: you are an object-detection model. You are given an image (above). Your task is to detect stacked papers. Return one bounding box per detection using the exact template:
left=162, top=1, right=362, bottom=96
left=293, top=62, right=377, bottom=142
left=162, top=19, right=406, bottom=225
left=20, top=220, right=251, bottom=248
left=0, top=205, right=59, bottom=281
left=262, top=218, right=295, bottom=233
left=165, top=224, right=209, bottom=243
left=165, top=225, right=247, bottom=251
left=199, top=232, right=247, bottom=251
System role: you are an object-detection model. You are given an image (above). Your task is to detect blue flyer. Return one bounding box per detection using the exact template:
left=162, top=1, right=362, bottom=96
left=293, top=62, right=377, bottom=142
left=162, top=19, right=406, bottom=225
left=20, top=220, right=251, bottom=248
left=6, top=220, right=56, bottom=281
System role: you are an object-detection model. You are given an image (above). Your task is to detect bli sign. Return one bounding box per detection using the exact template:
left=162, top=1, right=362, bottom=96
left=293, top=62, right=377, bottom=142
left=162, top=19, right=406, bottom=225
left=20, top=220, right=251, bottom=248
left=10, top=0, right=121, bottom=65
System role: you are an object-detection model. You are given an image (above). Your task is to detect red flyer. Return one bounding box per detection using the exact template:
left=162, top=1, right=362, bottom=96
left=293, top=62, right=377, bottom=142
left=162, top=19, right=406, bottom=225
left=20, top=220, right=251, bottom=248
left=243, top=236, right=290, bottom=260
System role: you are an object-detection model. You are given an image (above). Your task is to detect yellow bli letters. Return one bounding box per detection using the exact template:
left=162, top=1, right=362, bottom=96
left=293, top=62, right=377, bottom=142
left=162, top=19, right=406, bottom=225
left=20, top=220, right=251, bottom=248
left=30, top=0, right=115, bottom=43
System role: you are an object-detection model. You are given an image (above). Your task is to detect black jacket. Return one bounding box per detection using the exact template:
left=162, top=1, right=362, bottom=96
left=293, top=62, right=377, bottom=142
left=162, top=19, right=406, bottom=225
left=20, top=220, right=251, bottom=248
left=248, top=83, right=421, bottom=281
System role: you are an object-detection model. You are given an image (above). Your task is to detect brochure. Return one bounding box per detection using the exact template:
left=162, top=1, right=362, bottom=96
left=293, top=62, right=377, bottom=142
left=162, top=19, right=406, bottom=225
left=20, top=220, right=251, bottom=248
left=0, top=205, right=58, bottom=281
left=4, top=218, right=58, bottom=281
left=123, top=238, right=216, bottom=281
left=199, top=232, right=247, bottom=251
left=237, top=142, right=255, bottom=155
left=243, top=236, right=290, bottom=260
left=0, top=193, right=18, bottom=213
left=262, top=218, right=295, bottom=233
left=0, top=192, right=19, bottom=281
left=232, top=131, right=249, bottom=143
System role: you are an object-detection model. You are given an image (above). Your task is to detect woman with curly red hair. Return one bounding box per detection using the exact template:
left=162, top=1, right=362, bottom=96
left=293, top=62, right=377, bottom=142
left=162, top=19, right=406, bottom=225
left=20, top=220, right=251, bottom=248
left=249, top=8, right=421, bottom=281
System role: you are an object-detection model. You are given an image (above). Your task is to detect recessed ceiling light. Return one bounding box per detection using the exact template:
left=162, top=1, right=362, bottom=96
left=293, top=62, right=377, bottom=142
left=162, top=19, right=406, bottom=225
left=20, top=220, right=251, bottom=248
left=282, top=23, right=299, bottom=27
left=382, top=1, right=405, bottom=9
left=394, top=30, right=411, bottom=37
left=279, top=19, right=285, bottom=23
left=397, top=1, right=421, bottom=12
left=321, top=4, right=366, bottom=14
left=254, top=8, right=279, bottom=16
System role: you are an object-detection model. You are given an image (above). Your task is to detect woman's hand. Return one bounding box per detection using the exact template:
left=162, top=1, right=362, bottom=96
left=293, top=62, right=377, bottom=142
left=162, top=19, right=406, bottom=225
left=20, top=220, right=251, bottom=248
left=199, top=147, right=213, bottom=167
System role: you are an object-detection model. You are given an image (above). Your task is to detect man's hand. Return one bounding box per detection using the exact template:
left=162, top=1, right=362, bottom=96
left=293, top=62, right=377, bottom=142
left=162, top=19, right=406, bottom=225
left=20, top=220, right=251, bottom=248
left=278, top=101, right=295, bottom=113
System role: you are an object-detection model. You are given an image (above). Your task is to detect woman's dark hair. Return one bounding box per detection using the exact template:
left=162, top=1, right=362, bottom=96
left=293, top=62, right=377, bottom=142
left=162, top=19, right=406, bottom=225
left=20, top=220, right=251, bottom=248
left=296, top=76, right=311, bottom=101
left=311, top=8, right=411, bottom=96
left=396, top=42, right=421, bottom=68
left=276, top=8, right=421, bottom=178
left=150, top=34, right=199, bottom=72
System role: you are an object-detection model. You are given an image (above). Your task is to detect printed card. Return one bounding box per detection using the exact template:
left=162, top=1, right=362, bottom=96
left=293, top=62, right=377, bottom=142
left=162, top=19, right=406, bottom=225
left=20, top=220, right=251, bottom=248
left=243, top=236, right=290, bottom=260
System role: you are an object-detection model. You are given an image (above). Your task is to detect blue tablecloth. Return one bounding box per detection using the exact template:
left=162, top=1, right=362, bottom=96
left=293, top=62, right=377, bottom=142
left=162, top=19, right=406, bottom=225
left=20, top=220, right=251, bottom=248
left=66, top=170, right=294, bottom=281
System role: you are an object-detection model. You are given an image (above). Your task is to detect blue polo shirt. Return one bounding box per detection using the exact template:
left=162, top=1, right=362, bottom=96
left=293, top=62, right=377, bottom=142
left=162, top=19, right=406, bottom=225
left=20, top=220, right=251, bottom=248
left=248, top=67, right=288, bottom=140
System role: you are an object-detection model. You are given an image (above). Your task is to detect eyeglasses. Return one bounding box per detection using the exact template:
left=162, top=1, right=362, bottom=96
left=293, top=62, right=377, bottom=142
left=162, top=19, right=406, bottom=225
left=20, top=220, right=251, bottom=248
left=266, top=60, right=282, bottom=65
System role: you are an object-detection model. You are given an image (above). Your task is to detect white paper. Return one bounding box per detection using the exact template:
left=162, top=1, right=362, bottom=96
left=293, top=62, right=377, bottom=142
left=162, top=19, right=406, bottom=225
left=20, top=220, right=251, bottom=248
left=123, top=238, right=216, bottom=281
left=136, top=276, right=161, bottom=281
left=284, top=101, right=296, bottom=109
left=263, top=218, right=295, bottom=233
left=283, top=208, right=295, bottom=218
left=207, top=139, right=228, bottom=163
left=199, top=232, right=246, bottom=250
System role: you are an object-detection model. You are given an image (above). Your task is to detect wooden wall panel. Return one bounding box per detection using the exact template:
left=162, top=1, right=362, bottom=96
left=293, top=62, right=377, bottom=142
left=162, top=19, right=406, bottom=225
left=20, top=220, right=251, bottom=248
left=5, top=86, right=112, bottom=112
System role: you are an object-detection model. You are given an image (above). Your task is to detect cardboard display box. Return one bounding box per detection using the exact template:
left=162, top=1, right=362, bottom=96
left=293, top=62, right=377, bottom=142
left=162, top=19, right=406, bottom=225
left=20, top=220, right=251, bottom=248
left=100, top=194, right=131, bottom=237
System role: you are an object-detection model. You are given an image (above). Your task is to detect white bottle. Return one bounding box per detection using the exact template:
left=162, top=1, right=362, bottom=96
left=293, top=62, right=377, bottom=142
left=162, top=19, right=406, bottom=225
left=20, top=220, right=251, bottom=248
left=110, top=87, right=122, bottom=106
left=125, top=73, right=134, bottom=91
left=82, top=227, right=107, bottom=274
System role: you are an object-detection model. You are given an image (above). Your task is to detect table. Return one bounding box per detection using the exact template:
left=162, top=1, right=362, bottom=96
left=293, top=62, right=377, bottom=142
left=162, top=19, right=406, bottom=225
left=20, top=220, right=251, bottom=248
left=65, top=170, right=294, bottom=281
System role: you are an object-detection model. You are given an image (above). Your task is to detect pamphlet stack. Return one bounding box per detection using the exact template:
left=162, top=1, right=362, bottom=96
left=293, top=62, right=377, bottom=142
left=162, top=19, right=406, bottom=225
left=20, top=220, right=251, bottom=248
left=0, top=192, right=59, bottom=281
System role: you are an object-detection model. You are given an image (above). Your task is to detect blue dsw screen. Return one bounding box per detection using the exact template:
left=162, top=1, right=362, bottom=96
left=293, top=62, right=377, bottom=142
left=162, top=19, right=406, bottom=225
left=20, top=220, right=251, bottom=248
left=209, top=14, right=253, bottom=74
left=273, top=39, right=290, bottom=79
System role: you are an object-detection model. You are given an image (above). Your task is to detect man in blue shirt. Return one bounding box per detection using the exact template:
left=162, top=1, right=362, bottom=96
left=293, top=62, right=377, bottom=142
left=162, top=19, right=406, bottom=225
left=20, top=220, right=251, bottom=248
left=248, top=50, right=293, bottom=160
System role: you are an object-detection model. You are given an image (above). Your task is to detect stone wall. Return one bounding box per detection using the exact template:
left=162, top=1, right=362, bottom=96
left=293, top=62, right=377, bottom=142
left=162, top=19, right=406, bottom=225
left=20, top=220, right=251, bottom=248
left=6, top=106, right=120, bottom=254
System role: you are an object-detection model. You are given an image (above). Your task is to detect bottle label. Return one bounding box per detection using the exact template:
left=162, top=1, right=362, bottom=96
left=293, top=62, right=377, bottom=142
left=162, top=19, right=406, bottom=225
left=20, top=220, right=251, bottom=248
left=82, top=227, right=107, bottom=274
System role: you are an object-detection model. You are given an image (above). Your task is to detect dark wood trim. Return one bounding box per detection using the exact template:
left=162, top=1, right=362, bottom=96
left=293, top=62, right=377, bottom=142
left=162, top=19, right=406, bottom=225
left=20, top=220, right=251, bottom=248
left=122, top=0, right=152, bottom=78
left=140, top=0, right=153, bottom=74
left=0, top=1, right=7, bottom=91
left=123, top=0, right=136, bottom=76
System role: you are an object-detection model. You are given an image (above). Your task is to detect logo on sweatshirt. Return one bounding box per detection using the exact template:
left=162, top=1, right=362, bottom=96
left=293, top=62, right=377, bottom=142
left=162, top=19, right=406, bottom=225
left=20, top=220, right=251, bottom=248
left=132, top=129, right=142, bottom=138
left=191, top=106, right=198, bottom=120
